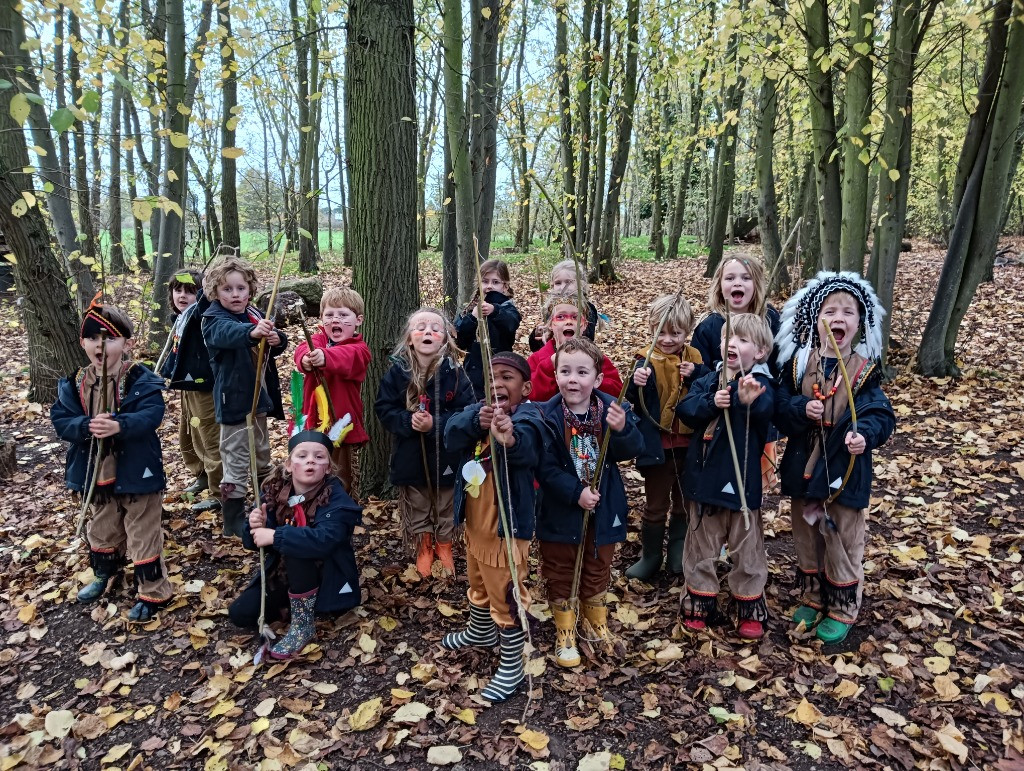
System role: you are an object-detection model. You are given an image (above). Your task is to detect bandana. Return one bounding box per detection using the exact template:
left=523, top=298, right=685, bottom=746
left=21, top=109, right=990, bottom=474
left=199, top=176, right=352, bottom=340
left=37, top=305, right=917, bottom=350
left=288, top=429, right=334, bottom=454
left=491, top=351, right=531, bottom=381
left=81, top=307, right=131, bottom=339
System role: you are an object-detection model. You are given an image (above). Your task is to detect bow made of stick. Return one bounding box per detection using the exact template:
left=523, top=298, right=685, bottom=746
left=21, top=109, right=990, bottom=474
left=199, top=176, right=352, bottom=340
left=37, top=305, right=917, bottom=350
left=250, top=233, right=288, bottom=663
left=719, top=307, right=751, bottom=530
left=822, top=319, right=857, bottom=505
left=75, top=332, right=108, bottom=538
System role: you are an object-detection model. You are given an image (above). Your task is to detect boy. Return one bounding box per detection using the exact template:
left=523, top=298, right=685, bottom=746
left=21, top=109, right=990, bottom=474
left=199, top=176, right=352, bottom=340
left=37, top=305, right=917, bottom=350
left=443, top=352, right=546, bottom=703
left=51, top=303, right=174, bottom=621
left=161, top=269, right=223, bottom=512
left=535, top=337, right=643, bottom=667
left=774, top=272, right=895, bottom=644
left=676, top=313, right=775, bottom=639
left=202, top=256, right=288, bottom=537
left=625, top=293, right=706, bottom=580
left=294, top=287, right=372, bottom=496
left=528, top=293, right=622, bottom=402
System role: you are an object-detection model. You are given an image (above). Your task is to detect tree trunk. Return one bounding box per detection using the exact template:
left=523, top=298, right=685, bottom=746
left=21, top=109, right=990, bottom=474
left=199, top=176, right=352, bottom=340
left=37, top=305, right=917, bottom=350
left=666, top=48, right=710, bottom=260
left=755, top=68, right=783, bottom=276
left=555, top=0, right=577, bottom=256
left=469, top=0, right=501, bottom=258
left=0, top=7, right=84, bottom=401
left=804, top=0, right=842, bottom=270
left=513, top=0, right=530, bottom=252
left=596, top=0, right=640, bottom=280
left=220, top=0, right=241, bottom=248
left=574, top=0, right=596, bottom=253
left=442, top=135, right=459, bottom=318
left=68, top=12, right=97, bottom=286
left=648, top=84, right=666, bottom=260
left=443, top=0, right=478, bottom=304
left=347, top=0, right=420, bottom=498
left=587, top=0, right=611, bottom=272
left=839, top=0, right=874, bottom=272
left=918, top=8, right=1024, bottom=377
left=419, top=47, right=442, bottom=251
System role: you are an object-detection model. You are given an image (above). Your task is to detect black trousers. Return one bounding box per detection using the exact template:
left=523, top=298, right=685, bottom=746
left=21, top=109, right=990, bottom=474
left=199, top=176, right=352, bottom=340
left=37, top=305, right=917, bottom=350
left=228, top=557, right=320, bottom=629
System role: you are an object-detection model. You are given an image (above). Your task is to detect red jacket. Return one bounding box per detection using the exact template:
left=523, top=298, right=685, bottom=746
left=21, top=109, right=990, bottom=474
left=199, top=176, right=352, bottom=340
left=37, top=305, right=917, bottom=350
left=293, top=330, right=372, bottom=445
left=527, top=339, right=623, bottom=402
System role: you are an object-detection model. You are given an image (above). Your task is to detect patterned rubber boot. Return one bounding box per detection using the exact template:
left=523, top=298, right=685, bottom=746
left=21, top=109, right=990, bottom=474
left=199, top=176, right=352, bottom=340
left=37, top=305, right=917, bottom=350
left=269, top=590, right=318, bottom=660
left=442, top=602, right=498, bottom=650
left=582, top=596, right=615, bottom=653
left=481, top=627, right=526, bottom=703
left=552, top=601, right=581, bottom=668
left=625, top=523, right=665, bottom=581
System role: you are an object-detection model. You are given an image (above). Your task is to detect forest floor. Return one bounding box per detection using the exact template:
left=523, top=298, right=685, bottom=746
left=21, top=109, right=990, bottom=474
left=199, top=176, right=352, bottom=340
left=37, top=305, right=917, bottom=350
left=0, top=242, right=1023, bottom=771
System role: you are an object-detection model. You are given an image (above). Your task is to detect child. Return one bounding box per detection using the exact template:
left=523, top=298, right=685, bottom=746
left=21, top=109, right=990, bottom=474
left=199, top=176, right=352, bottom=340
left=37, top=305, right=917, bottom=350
left=161, top=269, right=223, bottom=513
left=443, top=352, right=545, bottom=702
left=691, top=253, right=782, bottom=489
left=624, top=293, right=706, bottom=580
left=375, top=308, right=474, bottom=577
left=455, top=259, right=522, bottom=399
left=528, top=293, right=622, bottom=402
left=773, top=271, right=895, bottom=644
left=202, top=256, right=288, bottom=537
left=294, top=287, right=372, bottom=496
left=528, top=260, right=600, bottom=351
left=676, top=313, right=775, bottom=639
left=535, top=337, right=643, bottom=667
left=51, top=302, right=174, bottom=621
left=229, top=429, right=362, bottom=659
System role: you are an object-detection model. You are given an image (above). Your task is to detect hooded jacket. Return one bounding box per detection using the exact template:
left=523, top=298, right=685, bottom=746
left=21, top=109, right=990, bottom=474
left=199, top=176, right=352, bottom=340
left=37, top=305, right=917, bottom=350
left=161, top=294, right=214, bottom=391
left=51, top=363, right=167, bottom=495
left=691, top=305, right=782, bottom=377
left=534, top=391, right=644, bottom=546
left=293, top=330, right=372, bottom=444
left=454, top=290, right=522, bottom=399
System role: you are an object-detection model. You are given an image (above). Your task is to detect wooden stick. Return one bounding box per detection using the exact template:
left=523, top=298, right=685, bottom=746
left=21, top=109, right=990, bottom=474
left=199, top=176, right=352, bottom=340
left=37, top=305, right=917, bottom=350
left=823, top=319, right=857, bottom=504
left=75, top=333, right=108, bottom=538
left=719, top=307, right=751, bottom=530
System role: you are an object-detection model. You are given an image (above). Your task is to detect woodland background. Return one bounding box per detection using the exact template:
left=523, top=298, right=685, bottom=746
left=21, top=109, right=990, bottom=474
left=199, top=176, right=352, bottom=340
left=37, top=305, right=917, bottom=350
left=0, top=0, right=1023, bottom=767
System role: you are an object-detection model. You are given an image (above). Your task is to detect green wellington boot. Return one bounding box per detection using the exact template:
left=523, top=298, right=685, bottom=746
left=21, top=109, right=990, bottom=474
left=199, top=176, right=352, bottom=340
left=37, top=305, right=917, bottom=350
left=625, top=523, right=666, bottom=581
left=665, top=515, right=687, bottom=575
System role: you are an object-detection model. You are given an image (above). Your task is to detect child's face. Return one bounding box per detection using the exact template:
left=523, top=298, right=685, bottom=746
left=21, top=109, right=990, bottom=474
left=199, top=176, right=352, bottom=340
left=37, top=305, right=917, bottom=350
left=172, top=284, right=197, bottom=313
left=286, top=441, right=332, bottom=493
left=548, top=303, right=581, bottom=346
left=322, top=305, right=363, bottom=343
left=555, top=350, right=602, bottom=408
left=550, top=269, right=576, bottom=295
left=80, top=334, right=128, bottom=371
left=720, top=259, right=754, bottom=313
left=217, top=271, right=251, bottom=314
left=490, top=364, right=531, bottom=410
left=817, top=292, right=860, bottom=357
left=409, top=311, right=445, bottom=359
left=480, top=271, right=508, bottom=295
left=721, top=332, right=765, bottom=375
left=655, top=325, right=688, bottom=356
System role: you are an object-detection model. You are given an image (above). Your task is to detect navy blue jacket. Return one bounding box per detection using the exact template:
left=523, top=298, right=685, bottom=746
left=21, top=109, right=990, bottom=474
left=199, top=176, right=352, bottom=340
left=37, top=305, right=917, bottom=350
left=161, top=294, right=214, bottom=391
left=241, top=475, right=362, bottom=614
left=676, top=366, right=775, bottom=511
left=691, top=306, right=782, bottom=377
left=773, top=356, right=895, bottom=509
left=534, top=392, right=644, bottom=546
left=454, top=290, right=522, bottom=398
left=51, top=364, right=167, bottom=495
left=374, top=356, right=475, bottom=488
left=202, top=301, right=288, bottom=425
left=445, top=400, right=546, bottom=540
left=624, top=350, right=709, bottom=468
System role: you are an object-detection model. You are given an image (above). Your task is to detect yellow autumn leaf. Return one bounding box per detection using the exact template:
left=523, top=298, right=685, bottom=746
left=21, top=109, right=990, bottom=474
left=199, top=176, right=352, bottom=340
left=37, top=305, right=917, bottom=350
left=189, top=416, right=202, bottom=428
left=924, top=656, right=950, bottom=675
left=209, top=698, right=234, bottom=718
left=481, top=5, right=491, bottom=18
left=17, top=604, right=36, bottom=624
left=518, top=729, right=549, bottom=750
left=348, top=697, right=383, bottom=731
left=312, top=682, right=338, bottom=695
left=832, top=679, right=860, bottom=699
left=169, top=132, right=189, bottom=148
left=979, top=691, right=1013, bottom=714
left=100, top=743, right=132, bottom=764
left=437, top=602, right=458, bottom=617
left=11, top=198, right=27, bottom=218
left=251, top=716, right=270, bottom=735
left=934, top=640, right=956, bottom=657
left=390, top=688, right=414, bottom=700
left=9, top=93, right=30, bottom=125
left=788, top=698, right=824, bottom=726
left=453, top=708, right=476, bottom=725
left=221, top=146, right=245, bottom=159
left=20, top=191, right=36, bottom=208
left=378, top=616, right=398, bottom=631
left=131, top=198, right=152, bottom=221
left=358, top=633, right=377, bottom=653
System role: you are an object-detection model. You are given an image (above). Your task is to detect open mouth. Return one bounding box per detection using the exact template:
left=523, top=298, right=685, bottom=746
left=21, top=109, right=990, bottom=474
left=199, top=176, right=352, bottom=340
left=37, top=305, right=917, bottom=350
left=561, top=329, right=575, bottom=338
left=493, top=393, right=509, bottom=406
left=730, top=290, right=746, bottom=303
left=727, top=351, right=739, bottom=363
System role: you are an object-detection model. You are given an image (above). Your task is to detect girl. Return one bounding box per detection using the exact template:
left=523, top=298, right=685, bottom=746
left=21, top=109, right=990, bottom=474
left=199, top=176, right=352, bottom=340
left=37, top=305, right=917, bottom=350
left=528, top=259, right=601, bottom=352
left=375, top=308, right=474, bottom=578
left=230, top=429, right=362, bottom=660
left=161, top=269, right=223, bottom=513
left=691, top=253, right=781, bottom=487
left=455, top=259, right=522, bottom=399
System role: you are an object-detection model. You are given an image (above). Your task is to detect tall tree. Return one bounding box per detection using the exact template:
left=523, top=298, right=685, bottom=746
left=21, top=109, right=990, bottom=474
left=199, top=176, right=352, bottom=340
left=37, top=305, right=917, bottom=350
left=554, top=0, right=577, bottom=255
left=347, top=0, right=420, bottom=497
left=469, top=0, right=501, bottom=259
left=220, top=0, right=241, bottom=248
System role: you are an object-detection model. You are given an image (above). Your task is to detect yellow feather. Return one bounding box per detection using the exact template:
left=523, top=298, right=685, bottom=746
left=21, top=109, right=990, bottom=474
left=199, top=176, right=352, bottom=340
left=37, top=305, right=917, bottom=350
left=314, top=385, right=330, bottom=433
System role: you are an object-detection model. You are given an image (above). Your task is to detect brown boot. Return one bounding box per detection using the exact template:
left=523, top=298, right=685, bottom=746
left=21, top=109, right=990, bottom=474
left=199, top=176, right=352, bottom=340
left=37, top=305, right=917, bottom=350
left=434, top=540, right=455, bottom=574
left=582, top=596, right=615, bottom=653
left=552, top=600, right=581, bottom=668
left=415, top=534, right=434, bottom=578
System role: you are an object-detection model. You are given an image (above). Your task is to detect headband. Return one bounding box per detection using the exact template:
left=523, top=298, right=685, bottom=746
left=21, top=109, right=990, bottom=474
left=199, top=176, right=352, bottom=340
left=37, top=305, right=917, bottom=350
left=288, top=430, right=334, bottom=454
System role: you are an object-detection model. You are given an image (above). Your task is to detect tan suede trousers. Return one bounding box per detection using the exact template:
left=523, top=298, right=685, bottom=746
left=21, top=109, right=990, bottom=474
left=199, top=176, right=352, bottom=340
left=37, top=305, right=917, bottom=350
left=790, top=499, right=865, bottom=623
left=180, top=390, right=222, bottom=490
left=88, top=493, right=173, bottom=602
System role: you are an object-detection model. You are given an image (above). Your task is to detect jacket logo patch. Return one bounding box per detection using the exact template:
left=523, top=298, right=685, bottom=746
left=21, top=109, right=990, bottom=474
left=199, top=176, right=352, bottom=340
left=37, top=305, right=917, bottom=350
left=830, top=477, right=843, bottom=489
left=722, top=482, right=735, bottom=494
left=442, top=466, right=453, bottom=476
left=142, top=468, right=154, bottom=479
left=184, top=373, right=194, bottom=381
left=445, top=390, right=454, bottom=402
left=338, top=582, right=353, bottom=594
left=612, top=514, right=621, bottom=527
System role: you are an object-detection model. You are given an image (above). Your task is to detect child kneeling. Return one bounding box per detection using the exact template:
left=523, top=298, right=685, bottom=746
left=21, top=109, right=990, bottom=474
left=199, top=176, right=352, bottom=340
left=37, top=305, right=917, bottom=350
left=229, top=430, right=362, bottom=659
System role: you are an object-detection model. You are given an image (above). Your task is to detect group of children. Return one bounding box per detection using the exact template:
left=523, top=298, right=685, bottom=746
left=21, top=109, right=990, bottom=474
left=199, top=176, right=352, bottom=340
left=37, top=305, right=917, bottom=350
left=52, top=252, right=894, bottom=701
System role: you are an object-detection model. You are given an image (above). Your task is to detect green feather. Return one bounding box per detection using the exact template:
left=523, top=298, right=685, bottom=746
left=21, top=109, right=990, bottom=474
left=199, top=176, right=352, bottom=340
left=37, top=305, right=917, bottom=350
left=290, top=370, right=304, bottom=423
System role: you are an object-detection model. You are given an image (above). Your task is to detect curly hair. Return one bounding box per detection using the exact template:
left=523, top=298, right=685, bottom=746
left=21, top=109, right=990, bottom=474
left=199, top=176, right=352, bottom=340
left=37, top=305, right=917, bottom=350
left=203, top=256, right=258, bottom=300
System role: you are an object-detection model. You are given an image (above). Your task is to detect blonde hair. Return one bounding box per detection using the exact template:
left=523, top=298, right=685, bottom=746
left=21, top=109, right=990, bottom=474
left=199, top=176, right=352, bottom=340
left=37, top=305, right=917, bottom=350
left=649, top=293, right=694, bottom=336
left=321, top=286, right=364, bottom=316
left=721, top=312, right=773, bottom=363
left=392, top=307, right=462, bottom=409
left=550, top=259, right=589, bottom=295
left=543, top=292, right=584, bottom=325
left=203, top=256, right=258, bottom=301
left=706, top=253, right=767, bottom=318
